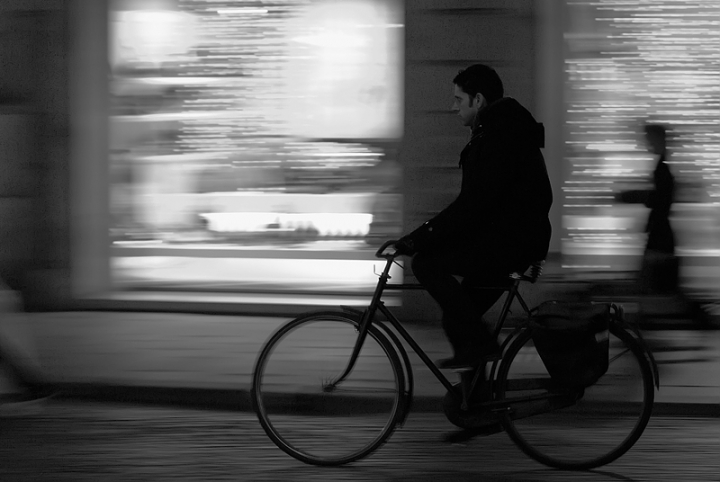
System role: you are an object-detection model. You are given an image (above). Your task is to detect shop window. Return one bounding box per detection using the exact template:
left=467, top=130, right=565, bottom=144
left=563, top=0, right=720, bottom=282
left=108, top=0, right=404, bottom=293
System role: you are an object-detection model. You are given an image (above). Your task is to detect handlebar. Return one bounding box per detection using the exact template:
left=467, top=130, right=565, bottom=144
left=375, top=239, right=400, bottom=259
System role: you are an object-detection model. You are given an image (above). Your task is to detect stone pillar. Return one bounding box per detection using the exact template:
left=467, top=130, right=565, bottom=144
left=68, top=0, right=111, bottom=300
left=0, top=110, right=34, bottom=293
left=0, top=3, right=36, bottom=289
left=0, top=1, right=109, bottom=310
left=0, top=4, right=57, bottom=308
left=536, top=0, right=566, bottom=255
left=0, top=2, right=73, bottom=310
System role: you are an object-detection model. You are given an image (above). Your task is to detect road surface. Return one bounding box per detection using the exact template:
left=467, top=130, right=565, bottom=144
left=1, top=401, right=718, bottom=481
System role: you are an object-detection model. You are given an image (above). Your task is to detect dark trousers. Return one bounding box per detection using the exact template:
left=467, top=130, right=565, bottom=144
left=411, top=251, right=522, bottom=357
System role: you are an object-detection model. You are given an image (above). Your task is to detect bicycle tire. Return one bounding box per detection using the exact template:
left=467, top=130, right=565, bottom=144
left=495, top=323, right=654, bottom=470
left=251, top=311, right=406, bottom=466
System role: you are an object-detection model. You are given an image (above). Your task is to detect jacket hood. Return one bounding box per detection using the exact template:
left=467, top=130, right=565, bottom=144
left=472, top=97, right=544, bottom=148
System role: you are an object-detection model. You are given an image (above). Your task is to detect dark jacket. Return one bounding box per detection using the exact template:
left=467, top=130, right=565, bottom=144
left=616, top=155, right=675, bottom=254
left=645, top=155, right=675, bottom=254
left=405, top=97, right=553, bottom=268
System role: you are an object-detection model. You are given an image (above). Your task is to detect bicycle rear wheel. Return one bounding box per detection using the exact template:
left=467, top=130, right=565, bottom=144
left=251, top=311, right=406, bottom=466
left=496, top=324, right=655, bottom=470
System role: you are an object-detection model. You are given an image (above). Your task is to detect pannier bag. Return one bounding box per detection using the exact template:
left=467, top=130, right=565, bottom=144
left=530, top=301, right=611, bottom=388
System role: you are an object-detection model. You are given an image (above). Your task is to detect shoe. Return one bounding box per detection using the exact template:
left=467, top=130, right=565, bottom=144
left=436, top=342, right=502, bottom=370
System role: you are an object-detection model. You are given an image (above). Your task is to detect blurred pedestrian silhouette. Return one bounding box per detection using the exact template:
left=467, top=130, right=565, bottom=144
left=617, top=123, right=708, bottom=325
left=641, top=124, right=677, bottom=293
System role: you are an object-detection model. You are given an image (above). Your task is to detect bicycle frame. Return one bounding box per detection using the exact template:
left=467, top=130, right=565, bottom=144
left=330, top=243, right=535, bottom=410
left=253, top=242, right=660, bottom=469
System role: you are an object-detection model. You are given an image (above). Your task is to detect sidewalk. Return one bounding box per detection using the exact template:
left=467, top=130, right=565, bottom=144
left=7, top=308, right=720, bottom=417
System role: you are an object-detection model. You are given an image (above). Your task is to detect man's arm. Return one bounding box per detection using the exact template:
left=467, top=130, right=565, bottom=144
left=398, top=139, right=521, bottom=253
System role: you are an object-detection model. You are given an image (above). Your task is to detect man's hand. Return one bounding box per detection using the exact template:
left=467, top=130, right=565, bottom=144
left=395, top=222, right=436, bottom=256
left=616, top=189, right=651, bottom=204
left=394, top=236, right=416, bottom=256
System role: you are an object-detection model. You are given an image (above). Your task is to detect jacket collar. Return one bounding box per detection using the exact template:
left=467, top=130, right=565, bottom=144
left=470, top=97, right=505, bottom=136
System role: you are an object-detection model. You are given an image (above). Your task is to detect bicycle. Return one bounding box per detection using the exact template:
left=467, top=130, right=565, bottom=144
left=251, top=240, right=659, bottom=469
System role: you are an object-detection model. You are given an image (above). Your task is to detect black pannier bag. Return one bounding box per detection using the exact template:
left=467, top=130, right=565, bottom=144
left=530, top=301, right=611, bottom=388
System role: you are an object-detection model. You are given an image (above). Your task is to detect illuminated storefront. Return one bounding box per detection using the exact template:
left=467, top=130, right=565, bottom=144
left=64, top=0, right=554, bottom=314
left=60, top=1, right=718, bottom=312
left=562, top=0, right=720, bottom=296
left=107, top=0, right=404, bottom=296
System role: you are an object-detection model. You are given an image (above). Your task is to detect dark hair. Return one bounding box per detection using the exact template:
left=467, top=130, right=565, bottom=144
left=644, top=123, right=667, bottom=140
left=453, top=64, right=504, bottom=104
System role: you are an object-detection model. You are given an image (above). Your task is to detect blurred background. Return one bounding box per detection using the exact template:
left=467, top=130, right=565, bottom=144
left=106, top=0, right=404, bottom=297
left=0, top=0, right=719, bottom=318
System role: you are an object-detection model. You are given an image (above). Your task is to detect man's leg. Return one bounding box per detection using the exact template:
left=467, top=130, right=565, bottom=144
left=411, top=251, right=505, bottom=366
left=457, top=272, right=513, bottom=336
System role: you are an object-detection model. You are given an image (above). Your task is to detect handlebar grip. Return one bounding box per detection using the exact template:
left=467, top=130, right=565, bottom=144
left=375, top=239, right=399, bottom=258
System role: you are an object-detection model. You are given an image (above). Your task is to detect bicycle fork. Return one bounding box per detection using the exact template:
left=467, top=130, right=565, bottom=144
left=325, top=256, right=394, bottom=391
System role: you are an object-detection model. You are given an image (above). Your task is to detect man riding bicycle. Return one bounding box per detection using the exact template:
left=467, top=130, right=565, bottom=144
left=395, top=64, right=553, bottom=370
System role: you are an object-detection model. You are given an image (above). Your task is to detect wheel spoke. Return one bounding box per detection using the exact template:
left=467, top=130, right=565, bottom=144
left=251, top=312, right=404, bottom=466
left=496, top=325, right=654, bottom=470
left=609, top=346, right=632, bottom=365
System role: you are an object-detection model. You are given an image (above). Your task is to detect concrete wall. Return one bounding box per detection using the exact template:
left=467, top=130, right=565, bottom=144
left=402, top=1, right=538, bottom=231
left=0, top=0, right=111, bottom=310
left=0, top=9, right=40, bottom=293
left=0, top=2, right=72, bottom=309
left=67, top=0, right=111, bottom=300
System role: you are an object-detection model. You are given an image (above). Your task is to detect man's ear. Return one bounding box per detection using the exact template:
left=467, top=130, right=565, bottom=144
left=475, top=93, right=487, bottom=109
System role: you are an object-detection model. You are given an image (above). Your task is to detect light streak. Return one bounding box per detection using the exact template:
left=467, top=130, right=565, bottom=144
left=564, top=0, right=720, bottom=263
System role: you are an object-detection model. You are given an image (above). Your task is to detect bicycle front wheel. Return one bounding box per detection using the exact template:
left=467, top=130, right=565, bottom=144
left=496, top=324, right=655, bottom=470
left=251, top=311, right=406, bottom=466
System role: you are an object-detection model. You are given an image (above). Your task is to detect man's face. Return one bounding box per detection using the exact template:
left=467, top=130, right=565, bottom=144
left=452, top=84, right=485, bottom=127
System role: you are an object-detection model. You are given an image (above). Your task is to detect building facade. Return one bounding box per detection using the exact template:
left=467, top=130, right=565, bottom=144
left=3, top=1, right=717, bottom=318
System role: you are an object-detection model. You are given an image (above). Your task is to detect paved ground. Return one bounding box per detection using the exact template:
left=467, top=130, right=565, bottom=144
left=1, top=260, right=719, bottom=414
left=1, top=400, right=719, bottom=481
left=1, top=307, right=718, bottom=414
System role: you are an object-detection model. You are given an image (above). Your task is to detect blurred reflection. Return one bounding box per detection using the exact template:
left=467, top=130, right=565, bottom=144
left=614, top=123, right=710, bottom=324
left=108, top=0, right=404, bottom=292
left=617, top=124, right=678, bottom=294
left=563, top=1, right=720, bottom=307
